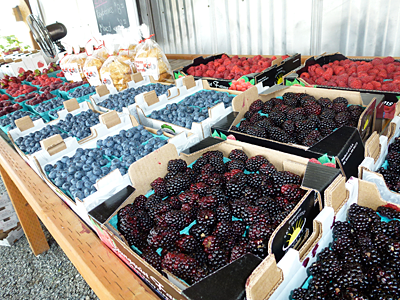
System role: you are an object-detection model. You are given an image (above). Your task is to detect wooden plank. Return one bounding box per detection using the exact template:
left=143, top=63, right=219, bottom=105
left=0, top=164, right=49, bottom=255
left=0, top=137, right=159, bottom=300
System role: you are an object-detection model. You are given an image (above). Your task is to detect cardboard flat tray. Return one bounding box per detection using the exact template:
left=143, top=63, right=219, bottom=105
left=174, top=53, right=301, bottom=89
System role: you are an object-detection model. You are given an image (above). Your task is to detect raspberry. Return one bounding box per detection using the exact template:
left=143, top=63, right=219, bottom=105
left=349, top=78, right=362, bottom=89
left=383, top=56, right=395, bottom=64
left=322, top=68, right=333, bottom=80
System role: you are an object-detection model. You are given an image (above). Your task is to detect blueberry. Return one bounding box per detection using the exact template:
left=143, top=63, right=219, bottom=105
left=74, top=171, right=84, bottom=180
left=44, top=164, right=53, bottom=173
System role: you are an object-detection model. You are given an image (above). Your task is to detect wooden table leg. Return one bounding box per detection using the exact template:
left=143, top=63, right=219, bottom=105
left=0, top=165, right=49, bottom=255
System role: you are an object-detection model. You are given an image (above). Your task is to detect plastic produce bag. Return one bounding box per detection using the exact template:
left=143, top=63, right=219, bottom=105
left=134, top=24, right=172, bottom=82
left=83, top=41, right=108, bottom=86
left=100, top=55, right=132, bottom=91
left=116, top=26, right=139, bottom=73
left=67, top=52, right=87, bottom=82
left=60, top=54, right=72, bottom=80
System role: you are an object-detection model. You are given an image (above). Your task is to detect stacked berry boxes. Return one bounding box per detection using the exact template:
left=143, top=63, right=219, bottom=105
left=245, top=178, right=400, bottom=300
left=33, top=112, right=191, bottom=226
left=359, top=116, right=400, bottom=204
left=285, top=52, right=400, bottom=102
left=135, top=76, right=242, bottom=139
left=174, top=53, right=301, bottom=89
left=8, top=100, right=100, bottom=172
left=212, top=85, right=377, bottom=178
left=88, top=139, right=342, bottom=300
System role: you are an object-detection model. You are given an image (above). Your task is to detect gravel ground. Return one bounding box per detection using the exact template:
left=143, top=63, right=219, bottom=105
left=0, top=178, right=99, bottom=300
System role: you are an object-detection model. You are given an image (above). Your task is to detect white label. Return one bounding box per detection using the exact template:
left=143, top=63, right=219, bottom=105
left=68, top=63, right=84, bottom=82
left=62, top=63, right=74, bottom=81
left=134, top=57, right=159, bottom=80
left=84, top=66, right=102, bottom=86
left=101, top=72, right=115, bottom=89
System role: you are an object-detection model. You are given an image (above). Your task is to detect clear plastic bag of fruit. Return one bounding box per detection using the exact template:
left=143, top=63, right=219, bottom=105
left=59, top=53, right=72, bottom=79
left=134, top=24, right=172, bottom=82
left=83, top=41, right=108, bottom=86
left=68, top=52, right=87, bottom=81
left=115, top=26, right=139, bottom=73
left=100, top=54, right=133, bottom=91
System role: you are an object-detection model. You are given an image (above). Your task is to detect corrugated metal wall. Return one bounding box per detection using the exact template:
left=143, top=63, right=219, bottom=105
left=137, top=0, right=400, bottom=56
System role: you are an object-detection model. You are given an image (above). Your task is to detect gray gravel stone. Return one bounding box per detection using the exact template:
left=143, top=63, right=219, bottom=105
left=0, top=176, right=99, bottom=300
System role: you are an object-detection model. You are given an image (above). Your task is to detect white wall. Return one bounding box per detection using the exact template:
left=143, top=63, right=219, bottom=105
left=31, top=0, right=139, bottom=48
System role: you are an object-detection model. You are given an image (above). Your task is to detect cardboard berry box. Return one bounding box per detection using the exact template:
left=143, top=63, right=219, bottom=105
left=174, top=53, right=301, bottom=89
left=87, top=138, right=341, bottom=300
left=359, top=115, right=400, bottom=205
left=211, top=85, right=381, bottom=179
left=245, top=177, right=400, bottom=300
left=31, top=112, right=191, bottom=228
left=133, top=76, right=244, bottom=140
left=284, top=52, right=400, bottom=104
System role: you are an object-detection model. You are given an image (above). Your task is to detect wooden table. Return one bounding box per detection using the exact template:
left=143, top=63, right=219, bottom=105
left=0, top=137, right=159, bottom=300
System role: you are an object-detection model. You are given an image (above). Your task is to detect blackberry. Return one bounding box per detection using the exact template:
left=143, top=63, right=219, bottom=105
left=145, top=194, right=162, bottom=212
left=224, top=169, right=243, bottom=182
left=164, top=171, right=177, bottom=182
left=291, top=288, right=308, bottom=300
left=274, top=104, right=291, bottom=114
left=157, top=210, right=191, bottom=230
left=249, top=112, right=265, bottom=124
left=332, top=102, right=347, bottom=113
left=303, top=130, right=323, bottom=146
left=299, top=95, right=316, bottom=107
left=249, top=99, right=264, bottom=112
left=161, top=252, right=200, bottom=284
left=216, top=204, right=232, bottom=222
left=319, top=118, right=337, bottom=136
left=185, top=168, right=197, bottom=183
left=149, top=201, right=173, bottom=218
left=167, top=196, right=182, bottom=210
left=151, top=177, right=168, bottom=198
left=167, top=159, right=187, bottom=174
left=244, top=110, right=254, bottom=120
left=241, top=206, right=268, bottom=225
left=333, top=97, right=349, bottom=105
left=388, top=138, right=400, bottom=152
left=198, top=195, right=218, bottom=210
left=254, top=118, right=273, bottom=131
left=166, top=173, right=190, bottom=195
left=304, top=102, right=322, bottom=115
left=335, top=111, right=351, bottom=127
left=225, top=159, right=246, bottom=171
left=226, top=175, right=247, bottom=198
left=286, top=107, right=306, bottom=121
left=130, top=195, right=147, bottom=211
left=331, top=235, right=354, bottom=253
left=269, top=127, right=294, bottom=143
left=348, top=105, right=363, bottom=121
left=247, top=173, right=264, bottom=188
left=307, top=115, right=321, bottom=129
left=192, top=156, right=208, bottom=174
left=245, top=126, right=267, bottom=138
left=377, top=205, right=400, bottom=219
left=142, top=247, right=162, bottom=272
left=213, top=221, right=235, bottom=240
left=147, top=227, right=180, bottom=249
left=255, top=197, right=281, bottom=215
left=206, top=186, right=226, bottom=204
left=295, top=119, right=315, bottom=135
left=190, top=224, right=211, bottom=242
left=207, top=248, right=230, bottom=271
left=333, top=221, right=354, bottom=238
left=228, top=149, right=248, bottom=162
left=245, top=155, right=268, bottom=172
left=320, top=108, right=335, bottom=119
left=248, top=221, right=273, bottom=240
left=283, top=92, right=299, bottom=107
left=282, top=120, right=296, bottom=135
left=200, top=163, right=215, bottom=175
left=202, top=150, right=223, bottom=160
left=230, top=199, right=251, bottom=218
left=271, top=97, right=284, bottom=106
left=202, top=235, right=221, bottom=254
left=262, top=100, right=274, bottom=114
left=197, top=209, right=216, bottom=227
left=190, top=182, right=209, bottom=196
left=317, top=97, right=333, bottom=110
left=176, top=235, right=200, bottom=253
left=178, top=191, right=200, bottom=205
left=232, top=221, right=246, bottom=238
left=269, top=111, right=286, bottom=127
left=248, top=238, right=268, bottom=259
left=281, top=184, right=305, bottom=202
left=230, top=244, right=249, bottom=262
left=208, top=156, right=226, bottom=174
left=259, top=163, right=277, bottom=178
left=118, top=203, right=136, bottom=220
left=273, top=171, right=301, bottom=186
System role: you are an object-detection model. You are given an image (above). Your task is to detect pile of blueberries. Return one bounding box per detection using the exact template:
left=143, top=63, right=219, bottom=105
left=45, top=148, right=109, bottom=200
left=179, top=90, right=234, bottom=109
left=48, top=106, right=64, bottom=119
left=46, top=125, right=168, bottom=200
left=35, top=97, right=65, bottom=113
left=68, top=85, right=96, bottom=99
left=14, top=125, right=68, bottom=154
left=0, top=110, right=40, bottom=128
left=57, top=110, right=100, bottom=140
left=149, top=104, right=208, bottom=129
left=99, top=84, right=173, bottom=112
